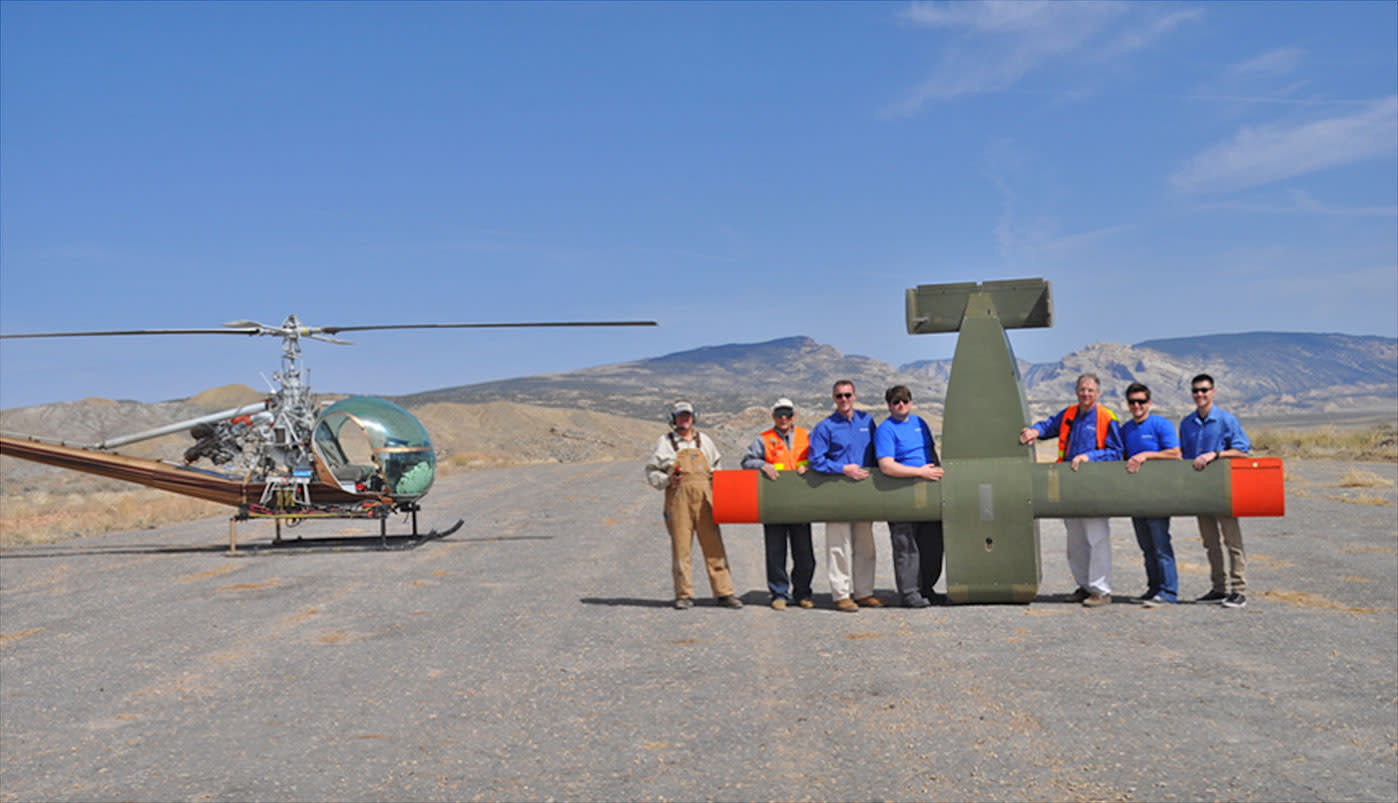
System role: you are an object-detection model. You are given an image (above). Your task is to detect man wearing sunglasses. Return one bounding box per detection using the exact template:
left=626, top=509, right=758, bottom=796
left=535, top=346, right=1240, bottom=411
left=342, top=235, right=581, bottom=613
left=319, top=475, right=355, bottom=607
left=874, top=385, right=946, bottom=608
left=1019, top=374, right=1124, bottom=607
left=740, top=398, right=816, bottom=611
left=809, top=380, right=880, bottom=612
left=1179, top=374, right=1253, bottom=609
left=1120, top=382, right=1182, bottom=607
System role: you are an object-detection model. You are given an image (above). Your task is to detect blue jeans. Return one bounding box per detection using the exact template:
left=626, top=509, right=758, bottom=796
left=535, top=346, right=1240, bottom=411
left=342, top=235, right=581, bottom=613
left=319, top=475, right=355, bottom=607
left=763, top=523, right=815, bottom=602
left=1131, top=516, right=1177, bottom=602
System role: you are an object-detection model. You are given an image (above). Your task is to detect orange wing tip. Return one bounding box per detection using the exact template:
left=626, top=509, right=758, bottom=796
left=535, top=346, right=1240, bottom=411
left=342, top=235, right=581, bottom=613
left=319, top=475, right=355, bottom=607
left=1230, top=457, right=1286, bottom=517
left=712, top=470, right=759, bottom=523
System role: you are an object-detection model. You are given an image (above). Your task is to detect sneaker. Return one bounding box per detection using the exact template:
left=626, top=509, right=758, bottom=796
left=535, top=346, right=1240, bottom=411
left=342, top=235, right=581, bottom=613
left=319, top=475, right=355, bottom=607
left=1222, top=593, right=1247, bottom=609
left=834, top=597, right=859, bottom=612
left=1135, top=591, right=1159, bottom=603
left=717, top=595, right=743, bottom=609
left=674, top=597, right=693, bottom=610
left=1067, top=587, right=1090, bottom=603
left=1196, top=590, right=1229, bottom=604
left=855, top=595, right=883, bottom=608
left=1082, top=592, right=1111, bottom=608
left=902, top=594, right=931, bottom=609
left=926, top=591, right=950, bottom=606
left=796, top=599, right=815, bottom=609
left=1140, top=595, right=1173, bottom=608
left=770, top=598, right=787, bottom=611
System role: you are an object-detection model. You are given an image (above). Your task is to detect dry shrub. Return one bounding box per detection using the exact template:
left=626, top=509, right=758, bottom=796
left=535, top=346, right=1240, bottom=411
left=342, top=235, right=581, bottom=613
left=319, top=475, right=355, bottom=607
left=1335, top=468, right=1395, bottom=488
left=1251, top=423, right=1397, bottom=462
left=0, top=489, right=225, bottom=546
left=1323, top=494, right=1392, bottom=507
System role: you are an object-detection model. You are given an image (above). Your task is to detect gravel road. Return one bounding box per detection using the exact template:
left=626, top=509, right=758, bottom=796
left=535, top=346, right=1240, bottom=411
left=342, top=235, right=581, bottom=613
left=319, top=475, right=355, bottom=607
left=2, top=458, right=1394, bottom=802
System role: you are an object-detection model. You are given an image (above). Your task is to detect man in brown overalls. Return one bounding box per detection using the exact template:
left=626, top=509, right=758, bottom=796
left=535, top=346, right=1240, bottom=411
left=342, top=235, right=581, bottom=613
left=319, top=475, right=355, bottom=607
left=644, top=400, right=742, bottom=610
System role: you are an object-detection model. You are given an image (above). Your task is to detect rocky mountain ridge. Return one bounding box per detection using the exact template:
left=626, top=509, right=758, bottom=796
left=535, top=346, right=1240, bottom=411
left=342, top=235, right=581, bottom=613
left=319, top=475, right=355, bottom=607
left=403, top=332, right=1397, bottom=422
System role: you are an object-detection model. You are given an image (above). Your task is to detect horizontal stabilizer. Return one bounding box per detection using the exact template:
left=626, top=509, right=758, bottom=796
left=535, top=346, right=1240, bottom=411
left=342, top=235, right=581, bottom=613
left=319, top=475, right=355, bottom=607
left=905, top=278, right=1052, bottom=334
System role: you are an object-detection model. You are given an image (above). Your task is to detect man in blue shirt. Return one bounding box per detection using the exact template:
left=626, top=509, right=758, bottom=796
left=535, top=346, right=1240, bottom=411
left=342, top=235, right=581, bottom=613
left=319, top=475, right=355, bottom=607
left=809, top=379, right=879, bottom=613
left=1179, top=373, right=1253, bottom=609
left=1019, top=374, right=1124, bottom=607
left=874, top=385, right=945, bottom=608
left=1119, top=382, right=1182, bottom=606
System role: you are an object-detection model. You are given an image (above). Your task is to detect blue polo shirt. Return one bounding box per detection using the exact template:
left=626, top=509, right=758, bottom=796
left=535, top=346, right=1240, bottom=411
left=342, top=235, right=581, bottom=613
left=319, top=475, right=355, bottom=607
left=1179, top=406, right=1251, bottom=459
left=874, top=414, right=937, bottom=466
left=809, top=409, right=876, bottom=474
left=1121, top=414, right=1179, bottom=458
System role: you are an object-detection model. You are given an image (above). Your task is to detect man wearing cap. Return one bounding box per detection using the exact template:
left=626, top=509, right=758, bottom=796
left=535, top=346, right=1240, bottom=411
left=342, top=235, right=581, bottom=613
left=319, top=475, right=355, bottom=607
left=809, top=379, right=880, bottom=613
left=645, top=400, right=742, bottom=610
left=741, top=398, right=816, bottom=610
left=874, top=385, right=946, bottom=608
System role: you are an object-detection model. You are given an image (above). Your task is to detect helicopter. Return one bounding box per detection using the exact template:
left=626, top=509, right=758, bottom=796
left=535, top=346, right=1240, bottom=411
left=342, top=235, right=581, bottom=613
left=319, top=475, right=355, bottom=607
left=0, top=315, right=656, bottom=550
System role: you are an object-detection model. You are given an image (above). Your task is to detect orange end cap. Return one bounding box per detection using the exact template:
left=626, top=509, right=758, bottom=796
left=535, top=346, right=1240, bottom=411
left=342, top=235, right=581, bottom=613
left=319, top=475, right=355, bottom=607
left=1230, top=457, right=1286, bottom=517
left=712, top=470, right=759, bottom=523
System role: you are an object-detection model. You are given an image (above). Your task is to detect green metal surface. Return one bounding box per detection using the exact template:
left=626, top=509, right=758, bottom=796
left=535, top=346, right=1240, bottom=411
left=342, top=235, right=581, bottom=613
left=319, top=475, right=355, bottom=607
left=756, top=470, right=941, bottom=523
left=941, top=457, right=1039, bottom=604
left=936, top=283, right=1046, bottom=601
left=906, top=278, right=1052, bottom=334
left=1030, top=460, right=1232, bottom=517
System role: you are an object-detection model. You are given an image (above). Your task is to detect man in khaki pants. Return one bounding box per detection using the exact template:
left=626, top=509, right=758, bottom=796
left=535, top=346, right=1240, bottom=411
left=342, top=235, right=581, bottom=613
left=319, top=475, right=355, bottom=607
left=645, top=400, right=742, bottom=610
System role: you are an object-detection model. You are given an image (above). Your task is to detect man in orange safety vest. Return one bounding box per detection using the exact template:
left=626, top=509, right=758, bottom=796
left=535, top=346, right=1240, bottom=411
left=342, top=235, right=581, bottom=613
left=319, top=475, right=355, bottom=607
left=740, top=397, right=816, bottom=610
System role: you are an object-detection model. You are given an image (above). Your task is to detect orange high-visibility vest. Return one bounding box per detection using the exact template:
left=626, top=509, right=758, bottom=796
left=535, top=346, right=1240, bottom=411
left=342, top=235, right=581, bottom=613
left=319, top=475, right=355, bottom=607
left=1057, top=404, right=1117, bottom=462
left=761, top=426, right=810, bottom=471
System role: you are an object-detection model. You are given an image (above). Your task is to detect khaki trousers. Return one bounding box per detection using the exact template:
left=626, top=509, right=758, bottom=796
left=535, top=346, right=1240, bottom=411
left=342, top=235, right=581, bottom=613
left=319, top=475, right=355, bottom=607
left=1197, top=515, right=1246, bottom=593
left=665, top=480, right=734, bottom=600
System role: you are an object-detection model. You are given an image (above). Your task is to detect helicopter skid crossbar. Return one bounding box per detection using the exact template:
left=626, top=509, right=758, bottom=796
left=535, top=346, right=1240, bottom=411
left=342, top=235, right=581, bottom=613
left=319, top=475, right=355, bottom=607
left=232, top=499, right=406, bottom=552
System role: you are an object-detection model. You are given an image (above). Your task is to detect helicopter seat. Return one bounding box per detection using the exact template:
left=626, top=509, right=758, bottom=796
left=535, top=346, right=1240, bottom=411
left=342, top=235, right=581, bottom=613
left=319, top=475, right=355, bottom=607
left=333, top=464, right=377, bottom=485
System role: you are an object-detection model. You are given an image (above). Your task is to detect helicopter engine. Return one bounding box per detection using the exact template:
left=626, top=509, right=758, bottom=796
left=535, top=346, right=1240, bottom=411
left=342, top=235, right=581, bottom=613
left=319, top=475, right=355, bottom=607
left=180, top=410, right=278, bottom=475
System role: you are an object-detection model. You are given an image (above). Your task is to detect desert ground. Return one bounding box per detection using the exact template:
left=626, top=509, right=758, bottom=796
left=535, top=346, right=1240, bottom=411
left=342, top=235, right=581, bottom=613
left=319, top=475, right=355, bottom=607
left=1, top=446, right=1395, bottom=801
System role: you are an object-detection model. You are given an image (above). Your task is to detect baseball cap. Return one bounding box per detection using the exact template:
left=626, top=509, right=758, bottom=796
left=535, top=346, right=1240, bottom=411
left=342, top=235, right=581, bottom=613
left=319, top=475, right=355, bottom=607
left=771, top=397, right=795, bottom=412
left=671, top=400, right=695, bottom=416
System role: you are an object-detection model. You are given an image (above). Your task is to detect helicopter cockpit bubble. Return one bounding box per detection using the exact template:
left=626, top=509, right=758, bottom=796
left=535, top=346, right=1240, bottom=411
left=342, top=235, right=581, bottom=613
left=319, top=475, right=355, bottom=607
left=311, top=397, right=436, bottom=501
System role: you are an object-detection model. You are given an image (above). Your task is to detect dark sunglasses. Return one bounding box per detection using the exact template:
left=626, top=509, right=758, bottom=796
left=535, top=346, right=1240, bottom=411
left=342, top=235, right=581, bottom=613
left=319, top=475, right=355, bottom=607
left=1127, top=398, right=1149, bottom=406
left=833, top=393, right=854, bottom=399
left=889, top=398, right=911, bottom=406
left=774, top=409, right=794, bottom=418
left=1191, top=387, right=1213, bottom=394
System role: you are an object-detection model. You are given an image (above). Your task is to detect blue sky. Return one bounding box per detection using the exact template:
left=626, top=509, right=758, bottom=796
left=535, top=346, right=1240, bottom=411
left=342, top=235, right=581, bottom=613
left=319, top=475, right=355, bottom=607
left=2, top=1, right=1395, bottom=409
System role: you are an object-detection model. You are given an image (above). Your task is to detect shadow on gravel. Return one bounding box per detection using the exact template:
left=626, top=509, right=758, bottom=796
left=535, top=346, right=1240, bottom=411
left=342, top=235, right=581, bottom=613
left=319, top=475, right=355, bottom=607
left=579, top=596, right=680, bottom=608
left=1, top=543, right=237, bottom=559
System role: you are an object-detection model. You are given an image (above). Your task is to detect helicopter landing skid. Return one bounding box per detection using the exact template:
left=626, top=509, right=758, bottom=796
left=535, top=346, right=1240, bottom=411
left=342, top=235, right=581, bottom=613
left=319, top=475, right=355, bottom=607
left=227, top=508, right=464, bottom=554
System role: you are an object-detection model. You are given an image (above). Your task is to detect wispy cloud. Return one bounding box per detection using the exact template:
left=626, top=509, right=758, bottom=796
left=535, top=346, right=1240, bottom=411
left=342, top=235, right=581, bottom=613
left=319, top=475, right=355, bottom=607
left=890, top=1, right=1198, bottom=113
left=1202, top=188, right=1398, bottom=217
left=1230, top=47, right=1305, bottom=77
left=1170, top=96, right=1398, bottom=193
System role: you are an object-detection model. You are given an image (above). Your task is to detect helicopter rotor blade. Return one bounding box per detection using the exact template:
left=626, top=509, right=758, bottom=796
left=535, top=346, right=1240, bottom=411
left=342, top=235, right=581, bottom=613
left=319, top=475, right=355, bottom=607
left=306, top=334, right=354, bottom=346
left=318, top=321, right=658, bottom=334
left=2, top=319, right=657, bottom=340
left=0, top=328, right=262, bottom=339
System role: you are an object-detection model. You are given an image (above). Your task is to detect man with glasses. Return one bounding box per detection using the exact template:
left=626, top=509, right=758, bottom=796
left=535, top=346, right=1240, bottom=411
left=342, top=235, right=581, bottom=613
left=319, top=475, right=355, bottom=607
left=874, top=385, right=946, bottom=608
left=740, top=398, right=816, bottom=610
left=1180, top=374, right=1253, bottom=609
left=809, top=380, right=880, bottom=612
left=1120, top=382, right=1182, bottom=607
left=1019, top=374, right=1124, bottom=608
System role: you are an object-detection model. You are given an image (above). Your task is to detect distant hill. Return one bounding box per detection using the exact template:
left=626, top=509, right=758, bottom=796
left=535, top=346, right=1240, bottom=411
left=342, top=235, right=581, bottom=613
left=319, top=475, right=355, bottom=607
left=402, top=332, right=1397, bottom=423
